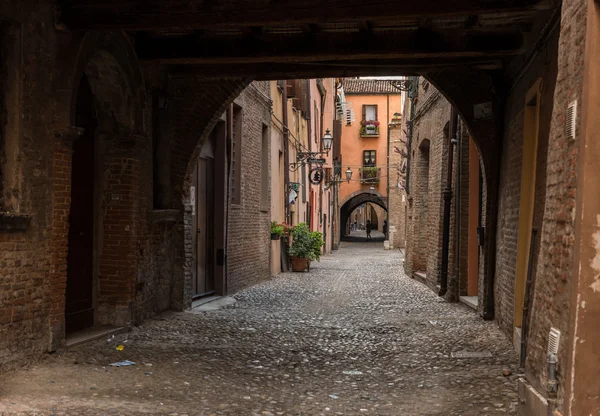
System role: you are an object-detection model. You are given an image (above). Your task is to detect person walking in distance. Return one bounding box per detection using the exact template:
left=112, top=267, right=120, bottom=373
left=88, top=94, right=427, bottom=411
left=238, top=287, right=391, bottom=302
left=366, top=220, right=372, bottom=241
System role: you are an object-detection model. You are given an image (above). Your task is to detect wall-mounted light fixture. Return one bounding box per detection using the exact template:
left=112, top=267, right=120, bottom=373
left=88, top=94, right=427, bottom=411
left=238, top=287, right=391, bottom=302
left=290, top=128, right=334, bottom=172
left=345, top=167, right=353, bottom=183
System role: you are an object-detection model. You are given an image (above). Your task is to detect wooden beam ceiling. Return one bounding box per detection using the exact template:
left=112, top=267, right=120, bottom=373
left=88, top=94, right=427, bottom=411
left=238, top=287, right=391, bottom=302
left=167, top=58, right=505, bottom=80
left=58, top=0, right=555, bottom=31
left=136, top=30, right=524, bottom=64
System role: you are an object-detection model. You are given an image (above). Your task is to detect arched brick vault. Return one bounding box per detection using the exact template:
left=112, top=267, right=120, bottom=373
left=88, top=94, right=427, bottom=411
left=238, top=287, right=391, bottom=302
left=165, top=76, right=251, bottom=310
left=168, top=76, right=252, bottom=207
left=55, top=0, right=559, bottom=321
left=340, top=190, right=388, bottom=238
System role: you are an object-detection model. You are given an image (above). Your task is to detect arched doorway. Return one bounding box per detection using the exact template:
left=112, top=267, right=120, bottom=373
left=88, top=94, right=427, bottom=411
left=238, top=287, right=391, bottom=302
left=414, top=138, right=430, bottom=273
left=61, top=33, right=146, bottom=335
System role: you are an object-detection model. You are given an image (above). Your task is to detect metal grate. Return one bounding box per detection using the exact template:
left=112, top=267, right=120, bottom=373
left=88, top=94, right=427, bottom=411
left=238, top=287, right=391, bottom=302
left=451, top=351, right=492, bottom=358
left=548, top=327, right=561, bottom=355
left=566, top=101, right=577, bottom=140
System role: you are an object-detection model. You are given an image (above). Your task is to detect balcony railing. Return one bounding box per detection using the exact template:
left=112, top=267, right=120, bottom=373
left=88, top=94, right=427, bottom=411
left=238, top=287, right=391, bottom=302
left=360, top=167, right=381, bottom=184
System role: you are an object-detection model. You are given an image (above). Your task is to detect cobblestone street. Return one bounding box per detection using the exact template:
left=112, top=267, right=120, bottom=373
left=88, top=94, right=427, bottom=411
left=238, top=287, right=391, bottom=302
left=0, top=242, right=519, bottom=416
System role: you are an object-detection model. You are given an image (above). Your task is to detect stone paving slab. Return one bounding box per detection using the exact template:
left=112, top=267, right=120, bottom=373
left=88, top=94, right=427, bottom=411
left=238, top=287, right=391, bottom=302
left=0, top=241, right=519, bottom=415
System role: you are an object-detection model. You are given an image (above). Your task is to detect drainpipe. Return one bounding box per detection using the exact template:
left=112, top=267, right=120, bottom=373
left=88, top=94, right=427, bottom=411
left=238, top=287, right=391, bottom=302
left=547, top=353, right=558, bottom=416
left=439, top=107, right=458, bottom=297
left=386, top=94, right=390, bottom=239
left=306, top=80, right=312, bottom=229
left=453, top=119, right=462, bottom=301
left=281, top=81, right=290, bottom=224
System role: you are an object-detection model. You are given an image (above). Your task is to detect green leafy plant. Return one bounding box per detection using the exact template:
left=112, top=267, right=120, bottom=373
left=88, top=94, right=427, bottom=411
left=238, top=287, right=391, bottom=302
left=271, top=221, right=285, bottom=237
left=362, top=166, right=379, bottom=177
left=287, top=222, right=324, bottom=261
left=361, top=166, right=380, bottom=184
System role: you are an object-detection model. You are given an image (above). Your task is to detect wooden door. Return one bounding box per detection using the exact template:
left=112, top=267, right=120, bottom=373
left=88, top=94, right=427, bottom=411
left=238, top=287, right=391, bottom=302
left=65, top=130, right=95, bottom=333
left=193, top=157, right=215, bottom=296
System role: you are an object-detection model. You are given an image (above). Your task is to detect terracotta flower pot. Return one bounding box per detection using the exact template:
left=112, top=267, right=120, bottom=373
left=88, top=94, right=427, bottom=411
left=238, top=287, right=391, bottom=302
left=290, top=256, right=310, bottom=272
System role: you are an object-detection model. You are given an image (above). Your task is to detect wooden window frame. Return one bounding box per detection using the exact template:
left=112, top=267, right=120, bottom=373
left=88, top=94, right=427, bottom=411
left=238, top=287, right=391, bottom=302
left=363, top=150, right=377, bottom=166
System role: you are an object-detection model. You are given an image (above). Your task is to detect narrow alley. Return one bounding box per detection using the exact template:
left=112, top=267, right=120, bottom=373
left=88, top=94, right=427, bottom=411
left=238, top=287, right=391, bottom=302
left=0, top=242, right=518, bottom=416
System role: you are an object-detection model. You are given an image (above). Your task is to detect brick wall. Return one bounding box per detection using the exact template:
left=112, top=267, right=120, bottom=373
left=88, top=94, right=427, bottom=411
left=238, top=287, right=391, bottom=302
left=226, top=82, right=272, bottom=294
left=387, top=119, right=406, bottom=249
left=403, top=79, right=482, bottom=302
left=522, top=1, right=585, bottom=409
left=404, top=79, right=452, bottom=289
left=0, top=1, right=61, bottom=371
left=494, top=27, right=559, bottom=346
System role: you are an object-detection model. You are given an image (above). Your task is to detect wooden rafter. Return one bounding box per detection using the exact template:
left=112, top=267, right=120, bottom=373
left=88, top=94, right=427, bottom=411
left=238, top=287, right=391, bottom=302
left=136, top=30, right=524, bottom=64
left=167, top=58, right=505, bottom=80
left=58, top=0, right=555, bottom=31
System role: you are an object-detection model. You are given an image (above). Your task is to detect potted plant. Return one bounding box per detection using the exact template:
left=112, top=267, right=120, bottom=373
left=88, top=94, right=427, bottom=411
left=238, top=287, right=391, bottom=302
left=288, top=223, right=324, bottom=272
left=271, top=221, right=285, bottom=240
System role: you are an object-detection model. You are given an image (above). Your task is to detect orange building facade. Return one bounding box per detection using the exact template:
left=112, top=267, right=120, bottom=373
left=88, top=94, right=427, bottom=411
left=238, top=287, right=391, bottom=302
left=338, top=79, right=402, bottom=237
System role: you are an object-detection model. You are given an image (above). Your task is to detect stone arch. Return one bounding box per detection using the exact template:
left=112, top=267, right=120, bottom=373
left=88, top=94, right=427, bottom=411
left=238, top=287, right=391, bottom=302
left=340, top=190, right=388, bottom=239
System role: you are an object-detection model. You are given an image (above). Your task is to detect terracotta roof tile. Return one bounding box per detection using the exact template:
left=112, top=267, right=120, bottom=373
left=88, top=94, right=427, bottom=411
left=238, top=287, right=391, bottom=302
left=342, top=79, right=403, bottom=95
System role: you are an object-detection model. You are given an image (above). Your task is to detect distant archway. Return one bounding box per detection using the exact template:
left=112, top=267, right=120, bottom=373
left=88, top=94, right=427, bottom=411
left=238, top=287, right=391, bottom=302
left=340, top=190, right=387, bottom=239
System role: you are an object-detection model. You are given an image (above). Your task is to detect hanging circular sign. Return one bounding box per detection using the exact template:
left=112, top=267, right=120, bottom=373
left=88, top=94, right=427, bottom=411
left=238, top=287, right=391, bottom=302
left=309, top=167, right=324, bottom=185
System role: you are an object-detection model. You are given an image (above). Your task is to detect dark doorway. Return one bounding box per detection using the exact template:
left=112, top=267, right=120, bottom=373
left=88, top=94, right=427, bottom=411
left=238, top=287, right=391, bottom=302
left=65, top=76, right=97, bottom=333
left=192, top=151, right=216, bottom=297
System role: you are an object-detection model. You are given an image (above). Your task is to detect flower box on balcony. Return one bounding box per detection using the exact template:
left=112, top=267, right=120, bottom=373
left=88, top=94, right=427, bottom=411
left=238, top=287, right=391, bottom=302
left=360, top=167, right=381, bottom=184
left=360, top=120, right=380, bottom=137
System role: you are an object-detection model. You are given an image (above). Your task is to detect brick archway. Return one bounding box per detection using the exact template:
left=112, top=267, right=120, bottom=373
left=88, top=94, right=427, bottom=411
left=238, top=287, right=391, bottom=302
left=166, top=77, right=251, bottom=309
left=425, top=70, right=500, bottom=319
left=340, top=191, right=388, bottom=239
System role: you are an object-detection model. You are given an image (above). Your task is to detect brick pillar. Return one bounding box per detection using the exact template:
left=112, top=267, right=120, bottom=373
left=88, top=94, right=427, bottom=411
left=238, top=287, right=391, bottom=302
left=49, top=126, right=83, bottom=351
left=96, top=133, right=143, bottom=327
